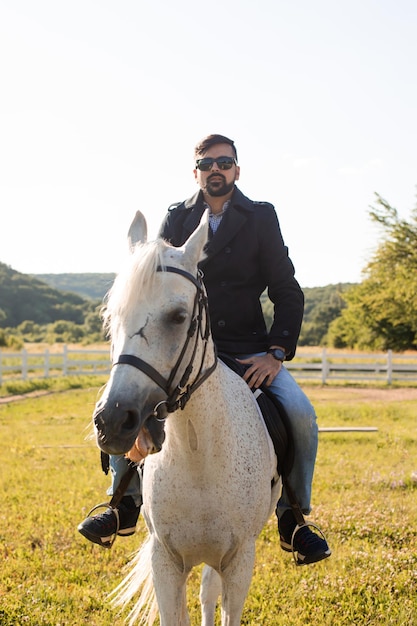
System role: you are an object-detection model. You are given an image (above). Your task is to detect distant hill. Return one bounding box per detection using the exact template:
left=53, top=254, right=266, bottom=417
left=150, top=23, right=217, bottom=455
left=0, top=262, right=94, bottom=328
left=34, top=273, right=116, bottom=301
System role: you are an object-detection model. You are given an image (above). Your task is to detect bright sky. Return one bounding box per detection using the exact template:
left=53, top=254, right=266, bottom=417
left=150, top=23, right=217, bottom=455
left=1, top=0, right=416, bottom=288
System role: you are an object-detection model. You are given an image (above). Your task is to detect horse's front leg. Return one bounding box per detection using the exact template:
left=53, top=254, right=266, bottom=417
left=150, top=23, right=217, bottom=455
left=151, top=542, right=190, bottom=626
left=219, top=541, right=256, bottom=626
left=200, top=565, right=222, bottom=626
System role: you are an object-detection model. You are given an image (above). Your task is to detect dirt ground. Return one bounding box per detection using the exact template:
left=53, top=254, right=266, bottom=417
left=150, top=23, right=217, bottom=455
left=0, top=389, right=58, bottom=404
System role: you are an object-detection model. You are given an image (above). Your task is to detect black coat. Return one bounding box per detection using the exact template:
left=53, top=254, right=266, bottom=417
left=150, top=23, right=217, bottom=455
left=158, top=187, right=304, bottom=360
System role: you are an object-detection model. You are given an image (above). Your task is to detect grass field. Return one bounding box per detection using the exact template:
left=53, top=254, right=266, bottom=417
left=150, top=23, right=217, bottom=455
left=0, top=380, right=416, bottom=625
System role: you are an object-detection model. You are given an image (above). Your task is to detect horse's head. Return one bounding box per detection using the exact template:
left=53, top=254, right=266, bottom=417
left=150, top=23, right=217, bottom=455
left=93, top=209, right=214, bottom=457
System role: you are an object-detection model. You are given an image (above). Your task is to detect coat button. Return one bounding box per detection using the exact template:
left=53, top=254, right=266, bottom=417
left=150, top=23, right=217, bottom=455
left=217, top=320, right=226, bottom=328
left=225, top=247, right=231, bottom=254
left=220, top=281, right=227, bottom=287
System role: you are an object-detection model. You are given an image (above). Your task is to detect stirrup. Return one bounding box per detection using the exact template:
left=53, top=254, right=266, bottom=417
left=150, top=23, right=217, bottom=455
left=290, top=521, right=329, bottom=566
left=85, top=501, right=120, bottom=548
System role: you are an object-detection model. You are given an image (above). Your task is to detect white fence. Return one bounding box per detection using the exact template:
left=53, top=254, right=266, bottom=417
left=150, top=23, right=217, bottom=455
left=1, top=346, right=417, bottom=385
left=0, top=346, right=110, bottom=385
left=288, top=349, right=417, bottom=384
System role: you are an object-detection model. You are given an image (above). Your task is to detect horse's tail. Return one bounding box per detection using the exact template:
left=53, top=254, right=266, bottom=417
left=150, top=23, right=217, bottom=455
left=110, top=535, right=158, bottom=626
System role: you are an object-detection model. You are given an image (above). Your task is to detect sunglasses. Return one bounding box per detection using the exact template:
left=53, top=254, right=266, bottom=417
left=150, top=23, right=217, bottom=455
left=195, top=156, right=237, bottom=171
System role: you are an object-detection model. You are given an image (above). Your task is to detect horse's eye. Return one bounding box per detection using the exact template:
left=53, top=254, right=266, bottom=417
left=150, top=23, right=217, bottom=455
left=169, top=309, right=188, bottom=325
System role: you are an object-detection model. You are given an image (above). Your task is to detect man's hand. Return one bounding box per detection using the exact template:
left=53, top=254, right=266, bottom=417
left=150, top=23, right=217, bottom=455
left=237, top=353, right=282, bottom=389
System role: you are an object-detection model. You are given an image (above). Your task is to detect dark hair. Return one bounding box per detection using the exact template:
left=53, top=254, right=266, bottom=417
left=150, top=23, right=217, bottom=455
left=194, top=134, right=238, bottom=162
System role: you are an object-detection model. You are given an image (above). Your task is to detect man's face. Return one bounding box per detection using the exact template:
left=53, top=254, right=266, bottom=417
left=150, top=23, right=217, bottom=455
left=194, top=143, right=240, bottom=197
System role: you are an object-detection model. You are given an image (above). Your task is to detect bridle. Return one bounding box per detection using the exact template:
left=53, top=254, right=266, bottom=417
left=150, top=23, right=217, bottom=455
left=112, top=265, right=217, bottom=416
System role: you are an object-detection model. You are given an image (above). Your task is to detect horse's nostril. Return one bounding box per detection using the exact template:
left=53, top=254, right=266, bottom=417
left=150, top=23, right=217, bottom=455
left=122, top=409, right=139, bottom=433
left=93, top=405, right=139, bottom=441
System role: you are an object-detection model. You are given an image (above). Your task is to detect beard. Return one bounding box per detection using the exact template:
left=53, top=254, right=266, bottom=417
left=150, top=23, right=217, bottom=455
left=204, top=174, right=235, bottom=197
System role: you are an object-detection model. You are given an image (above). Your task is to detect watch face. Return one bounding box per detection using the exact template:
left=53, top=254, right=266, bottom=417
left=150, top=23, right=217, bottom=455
left=269, top=348, right=285, bottom=361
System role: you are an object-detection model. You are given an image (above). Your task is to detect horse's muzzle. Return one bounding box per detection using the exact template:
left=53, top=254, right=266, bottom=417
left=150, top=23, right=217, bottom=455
left=93, top=401, right=142, bottom=455
left=93, top=401, right=166, bottom=456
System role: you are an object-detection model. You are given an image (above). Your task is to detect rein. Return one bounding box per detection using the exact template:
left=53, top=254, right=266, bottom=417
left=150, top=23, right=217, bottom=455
left=113, top=265, right=217, bottom=415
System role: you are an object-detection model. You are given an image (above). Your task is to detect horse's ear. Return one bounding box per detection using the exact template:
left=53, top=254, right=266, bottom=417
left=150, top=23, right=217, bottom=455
left=128, top=211, right=148, bottom=251
left=182, top=209, right=209, bottom=268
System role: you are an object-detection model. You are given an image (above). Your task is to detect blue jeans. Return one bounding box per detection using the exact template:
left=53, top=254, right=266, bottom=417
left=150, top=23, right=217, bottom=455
left=106, top=358, right=318, bottom=518
left=107, top=454, right=142, bottom=508
left=265, top=363, right=318, bottom=518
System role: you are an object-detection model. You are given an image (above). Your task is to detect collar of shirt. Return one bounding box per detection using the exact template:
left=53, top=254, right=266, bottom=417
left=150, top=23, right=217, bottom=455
left=204, top=200, right=231, bottom=234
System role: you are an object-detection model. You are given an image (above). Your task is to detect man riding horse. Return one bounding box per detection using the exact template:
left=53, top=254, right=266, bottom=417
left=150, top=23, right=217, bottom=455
left=78, top=133, right=331, bottom=566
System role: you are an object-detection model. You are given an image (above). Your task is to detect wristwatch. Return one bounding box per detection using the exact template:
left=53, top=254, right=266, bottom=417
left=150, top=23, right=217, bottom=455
left=267, top=347, right=286, bottom=362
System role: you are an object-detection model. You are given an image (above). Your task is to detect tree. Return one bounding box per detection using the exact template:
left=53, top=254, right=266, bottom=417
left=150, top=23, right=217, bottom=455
left=328, top=192, right=417, bottom=350
left=84, top=309, right=104, bottom=336
left=299, top=285, right=348, bottom=346
left=45, top=320, right=85, bottom=343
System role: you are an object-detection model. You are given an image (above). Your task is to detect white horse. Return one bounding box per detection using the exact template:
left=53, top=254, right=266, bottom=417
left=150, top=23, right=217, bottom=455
left=93, top=210, right=281, bottom=626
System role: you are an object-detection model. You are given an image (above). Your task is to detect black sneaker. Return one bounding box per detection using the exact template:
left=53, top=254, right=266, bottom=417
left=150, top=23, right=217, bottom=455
left=278, top=510, right=331, bottom=565
left=78, top=496, right=141, bottom=548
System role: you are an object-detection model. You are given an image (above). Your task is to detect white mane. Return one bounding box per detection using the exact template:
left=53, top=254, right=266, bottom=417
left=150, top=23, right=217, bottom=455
left=102, top=238, right=170, bottom=336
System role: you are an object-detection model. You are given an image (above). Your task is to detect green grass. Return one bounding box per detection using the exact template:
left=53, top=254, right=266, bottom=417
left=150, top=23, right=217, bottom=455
left=0, top=374, right=108, bottom=398
left=0, top=383, right=416, bottom=625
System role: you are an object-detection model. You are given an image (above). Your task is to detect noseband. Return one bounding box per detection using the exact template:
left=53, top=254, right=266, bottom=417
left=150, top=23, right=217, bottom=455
left=113, top=265, right=217, bottom=414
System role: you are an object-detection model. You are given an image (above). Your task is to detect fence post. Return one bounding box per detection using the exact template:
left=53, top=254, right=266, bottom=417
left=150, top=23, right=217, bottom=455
left=387, top=349, right=393, bottom=384
left=321, top=347, right=328, bottom=384
left=22, top=348, right=28, bottom=380
left=63, top=344, right=68, bottom=376
left=44, top=348, right=50, bottom=378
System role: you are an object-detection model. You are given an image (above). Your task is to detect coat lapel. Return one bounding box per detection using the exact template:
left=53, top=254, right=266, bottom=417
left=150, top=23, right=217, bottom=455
left=204, top=206, right=248, bottom=259
left=203, top=188, right=254, bottom=262
left=180, top=188, right=254, bottom=265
